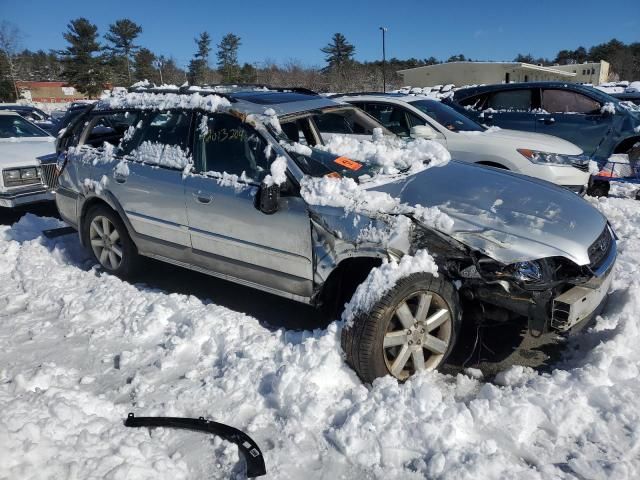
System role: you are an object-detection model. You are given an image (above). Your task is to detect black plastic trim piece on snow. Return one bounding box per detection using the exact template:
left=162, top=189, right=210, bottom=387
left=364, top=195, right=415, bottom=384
left=124, top=413, right=266, bottom=478
left=42, top=226, right=76, bottom=239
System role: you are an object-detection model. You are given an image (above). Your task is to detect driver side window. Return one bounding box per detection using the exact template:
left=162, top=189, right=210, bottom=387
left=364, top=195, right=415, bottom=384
left=364, top=103, right=411, bottom=136
left=195, top=113, right=271, bottom=183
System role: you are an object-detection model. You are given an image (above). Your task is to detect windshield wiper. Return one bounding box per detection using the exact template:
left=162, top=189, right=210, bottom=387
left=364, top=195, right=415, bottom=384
left=125, top=413, right=266, bottom=478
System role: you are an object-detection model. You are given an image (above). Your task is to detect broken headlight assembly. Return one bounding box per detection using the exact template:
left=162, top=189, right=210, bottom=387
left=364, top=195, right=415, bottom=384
left=462, top=257, right=554, bottom=290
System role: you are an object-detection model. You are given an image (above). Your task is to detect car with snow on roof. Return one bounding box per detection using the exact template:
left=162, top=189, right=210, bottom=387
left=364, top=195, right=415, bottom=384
left=54, top=84, right=617, bottom=383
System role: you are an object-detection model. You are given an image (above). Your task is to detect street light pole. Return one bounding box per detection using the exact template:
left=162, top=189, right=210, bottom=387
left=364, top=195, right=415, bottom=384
left=380, top=27, right=387, bottom=92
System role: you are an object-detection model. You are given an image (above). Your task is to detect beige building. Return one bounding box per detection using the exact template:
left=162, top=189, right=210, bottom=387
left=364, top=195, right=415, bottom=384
left=397, top=60, right=610, bottom=87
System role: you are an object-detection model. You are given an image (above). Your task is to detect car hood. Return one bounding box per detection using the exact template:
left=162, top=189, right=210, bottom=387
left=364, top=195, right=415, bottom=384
left=370, top=161, right=606, bottom=265
left=471, top=128, right=584, bottom=155
left=0, top=137, right=56, bottom=169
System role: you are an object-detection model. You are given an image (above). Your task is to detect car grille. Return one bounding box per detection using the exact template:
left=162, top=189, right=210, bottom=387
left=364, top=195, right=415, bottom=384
left=588, top=226, right=613, bottom=270
left=40, top=162, right=59, bottom=189
left=571, top=161, right=589, bottom=172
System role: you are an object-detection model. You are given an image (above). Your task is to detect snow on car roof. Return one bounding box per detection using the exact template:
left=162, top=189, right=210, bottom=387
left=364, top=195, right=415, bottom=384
left=96, top=85, right=339, bottom=118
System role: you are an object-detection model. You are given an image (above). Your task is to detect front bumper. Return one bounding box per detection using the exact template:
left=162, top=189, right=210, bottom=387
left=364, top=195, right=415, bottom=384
left=551, top=233, right=617, bottom=332
left=0, top=186, right=55, bottom=208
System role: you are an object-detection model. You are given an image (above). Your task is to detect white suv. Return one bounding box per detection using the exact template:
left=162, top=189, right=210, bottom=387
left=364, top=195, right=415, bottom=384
left=334, top=94, right=590, bottom=192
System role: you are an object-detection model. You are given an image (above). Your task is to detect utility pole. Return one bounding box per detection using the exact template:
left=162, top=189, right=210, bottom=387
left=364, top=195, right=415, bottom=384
left=380, top=27, right=387, bottom=92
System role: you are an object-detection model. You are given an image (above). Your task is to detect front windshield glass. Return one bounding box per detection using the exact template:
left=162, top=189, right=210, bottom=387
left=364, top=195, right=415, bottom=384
left=0, top=115, right=50, bottom=138
left=285, top=145, right=382, bottom=180
left=410, top=99, right=483, bottom=132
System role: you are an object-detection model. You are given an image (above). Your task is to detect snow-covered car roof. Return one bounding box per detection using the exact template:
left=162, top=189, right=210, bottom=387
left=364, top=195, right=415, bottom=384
left=96, top=85, right=339, bottom=118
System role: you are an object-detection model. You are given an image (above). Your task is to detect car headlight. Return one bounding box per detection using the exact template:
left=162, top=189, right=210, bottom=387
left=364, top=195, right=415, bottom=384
left=2, top=167, right=42, bottom=187
left=510, top=261, right=543, bottom=283
left=517, top=149, right=589, bottom=168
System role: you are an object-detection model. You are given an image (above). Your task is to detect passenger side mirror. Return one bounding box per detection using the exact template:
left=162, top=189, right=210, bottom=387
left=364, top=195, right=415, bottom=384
left=257, top=182, right=280, bottom=214
left=410, top=125, right=438, bottom=140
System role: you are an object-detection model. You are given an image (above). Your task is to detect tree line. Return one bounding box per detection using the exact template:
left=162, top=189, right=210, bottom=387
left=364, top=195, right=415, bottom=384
left=0, top=18, right=638, bottom=101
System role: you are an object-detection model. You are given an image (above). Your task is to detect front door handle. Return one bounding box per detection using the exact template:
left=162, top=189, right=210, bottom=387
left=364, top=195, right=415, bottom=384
left=193, top=191, right=213, bottom=204
left=537, top=117, right=555, bottom=125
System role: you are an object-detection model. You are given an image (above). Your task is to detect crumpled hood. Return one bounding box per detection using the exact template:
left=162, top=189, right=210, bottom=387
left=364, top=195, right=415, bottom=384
left=370, top=161, right=606, bottom=265
left=0, top=137, right=56, bottom=170
left=478, top=129, right=583, bottom=155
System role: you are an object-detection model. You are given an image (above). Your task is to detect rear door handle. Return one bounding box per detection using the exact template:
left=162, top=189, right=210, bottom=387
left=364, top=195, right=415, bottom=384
left=193, top=191, right=213, bottom=204
left=114, top=175, right=127, bottom=184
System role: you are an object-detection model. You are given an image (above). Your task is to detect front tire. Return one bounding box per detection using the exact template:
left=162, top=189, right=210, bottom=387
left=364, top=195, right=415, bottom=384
left=83, top=204, right=138, bottom=278
left=341, top=273, right=460, bottom=383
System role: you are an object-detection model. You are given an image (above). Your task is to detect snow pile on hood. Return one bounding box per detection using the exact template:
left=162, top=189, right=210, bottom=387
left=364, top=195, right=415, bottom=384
left=318, top=128, right=450, bottom=175
left=97, top=89, right=231, bottom=113
left=1, top=191, right=640, bottom=478
left=342, top=250, right=438, bottom=325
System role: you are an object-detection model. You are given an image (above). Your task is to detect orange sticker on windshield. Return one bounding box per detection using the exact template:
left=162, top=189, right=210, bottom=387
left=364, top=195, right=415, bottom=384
left=334, top=156, right=362, bottom=171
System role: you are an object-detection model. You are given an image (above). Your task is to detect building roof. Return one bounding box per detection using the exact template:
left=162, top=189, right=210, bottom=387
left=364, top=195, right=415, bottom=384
left=397, top=61, right=575, bottom=78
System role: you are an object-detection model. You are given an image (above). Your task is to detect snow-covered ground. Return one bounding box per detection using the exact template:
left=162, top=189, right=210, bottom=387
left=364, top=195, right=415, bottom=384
left=1, top=184, right=640, bottom=479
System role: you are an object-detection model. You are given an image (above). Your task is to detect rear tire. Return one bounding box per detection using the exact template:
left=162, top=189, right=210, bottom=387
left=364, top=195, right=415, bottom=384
left=83, top=204, right=138, bottom=278
left=341, top=273, right=460, bottom=383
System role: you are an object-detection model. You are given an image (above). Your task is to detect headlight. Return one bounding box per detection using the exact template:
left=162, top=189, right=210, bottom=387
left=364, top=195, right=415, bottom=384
left=2, top=167, right=42, bottom=187
left=517, top=149, right=588, bottom=168
left=510, top=261, right=543, bottom=283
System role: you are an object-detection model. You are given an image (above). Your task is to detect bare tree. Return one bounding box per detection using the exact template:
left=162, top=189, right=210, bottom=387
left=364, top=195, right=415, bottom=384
left=0, top=21, right=22, bottom=100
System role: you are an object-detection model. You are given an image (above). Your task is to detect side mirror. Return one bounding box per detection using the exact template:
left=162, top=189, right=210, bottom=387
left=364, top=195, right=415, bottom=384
left=410, top=125, right=438, bottom=140
left=257, top=182, right=280, bottom=214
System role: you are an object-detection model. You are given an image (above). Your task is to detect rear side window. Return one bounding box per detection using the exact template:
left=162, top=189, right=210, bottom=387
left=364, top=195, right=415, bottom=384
left=122, top=111, right=191, bottom=154
left=541, top=89, right=601, bottom=114
left=122, top=110, right=193, bottom=169
left=195, top=113, right=271, bottom=183
left=487, top=90, right=532, bottom=111
left=83, top=112, right=141, bottom=148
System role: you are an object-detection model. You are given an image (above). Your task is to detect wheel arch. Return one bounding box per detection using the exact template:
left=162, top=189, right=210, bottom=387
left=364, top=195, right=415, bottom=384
left=78, top=193, right=136, bottom=249
left=315, top=255, right=384, bottom=318
left=475, top=160, right=509, bottom=170
left=614, top=136, right=640, bottom=155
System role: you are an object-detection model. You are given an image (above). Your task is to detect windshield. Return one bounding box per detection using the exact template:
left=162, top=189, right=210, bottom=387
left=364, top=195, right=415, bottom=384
left=409, top=99, right=484, bottom=132
left=0, top=115, right=50, bottom=138
left=278, top=107, right=395, bottom=180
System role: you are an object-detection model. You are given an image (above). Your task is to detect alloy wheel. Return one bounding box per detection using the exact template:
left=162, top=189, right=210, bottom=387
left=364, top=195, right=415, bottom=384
left=383, top=291, right=452, bottom=380
left=89, top=215, right=123, bottom=270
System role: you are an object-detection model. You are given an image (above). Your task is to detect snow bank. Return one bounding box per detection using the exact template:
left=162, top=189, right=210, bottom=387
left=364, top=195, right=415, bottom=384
left=2, top=192, right=640, bottom=478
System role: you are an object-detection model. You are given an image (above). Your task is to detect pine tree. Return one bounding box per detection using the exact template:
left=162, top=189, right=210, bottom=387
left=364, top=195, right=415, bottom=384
left=188, top=32, right=211, bottom=85
left=217, top=33, right=241, bottom=83
left=59, top=18, right=106, bottom=97
left=104, top=19, right=142, bottom=84
left=133, top=48, right=157, bottom=83
left=321, top=33, right=355, bottom=70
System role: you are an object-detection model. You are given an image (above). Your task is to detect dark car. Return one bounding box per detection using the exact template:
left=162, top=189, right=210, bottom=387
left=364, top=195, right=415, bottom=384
left=0, top=104, right=56, bottom=133
left=450, top=82, right=640, bottom=165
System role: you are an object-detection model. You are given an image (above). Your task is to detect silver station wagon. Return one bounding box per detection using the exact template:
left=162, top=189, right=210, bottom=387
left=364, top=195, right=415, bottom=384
left=54, top=85, right=616, bottom=383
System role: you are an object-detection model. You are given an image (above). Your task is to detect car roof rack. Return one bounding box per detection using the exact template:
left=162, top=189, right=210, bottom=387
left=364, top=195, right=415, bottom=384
left=328, top=91, right=405, bottom=98
left=126, top=84, right=238, bottom=102
left=205, top=84, right=320, bottom=96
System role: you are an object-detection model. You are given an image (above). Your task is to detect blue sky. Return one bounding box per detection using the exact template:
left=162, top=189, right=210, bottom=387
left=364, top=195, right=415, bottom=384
left=2, top=0, right=638, bottom=70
